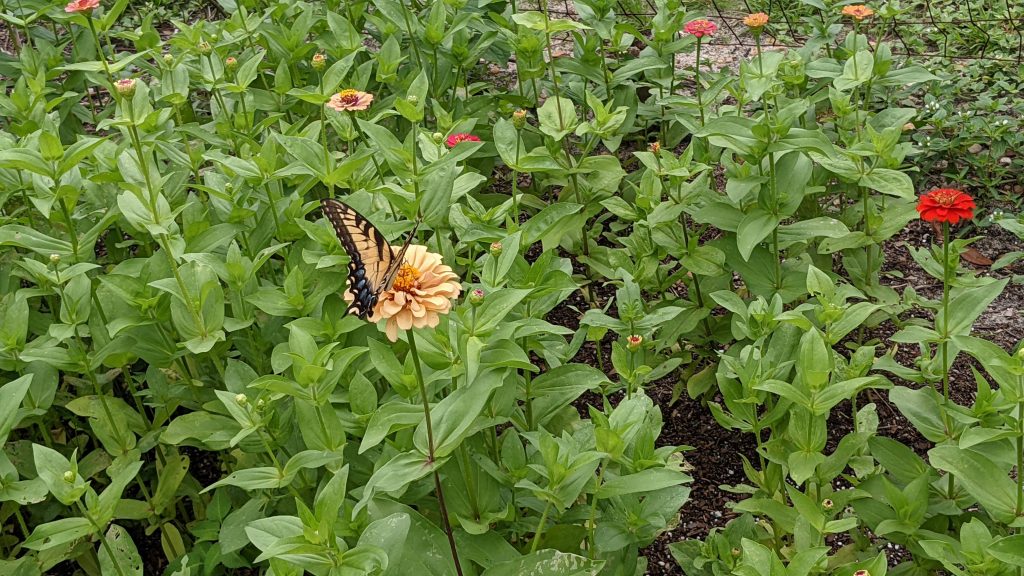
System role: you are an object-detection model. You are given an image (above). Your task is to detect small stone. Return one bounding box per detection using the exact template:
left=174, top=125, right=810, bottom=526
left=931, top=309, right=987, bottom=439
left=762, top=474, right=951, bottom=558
left=968, top=144, right=984, bottom=154
left=999, top=156, right=1012, bottom=166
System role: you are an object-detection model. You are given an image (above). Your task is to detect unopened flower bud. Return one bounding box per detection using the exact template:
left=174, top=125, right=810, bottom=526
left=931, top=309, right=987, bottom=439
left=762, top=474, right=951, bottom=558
left=730, top=547, right=741, bottom=557
left=311, top=52, right=326, bottom=71
left=163, top=53, right=173, bottom=65
left=432, top=132, right=444, bottom=144
left=902, top=122, right=915, bottom=131
left=626, top=334, right=643, bottom=350
left=197, top=41, right=212, bottom=55
left=115, top=78, right=136, bottom=97
left=822, top=498, right=833, bottom=510
left=489, top=242, right=502, bottom=256
left=235, top=393, right=248, bottom=406
left=256, top=399, right=266, bottom=410
left=853, top=571, right=870, bottom=576
left=469, top=288, right=485, bottom=306
left=512, top=109, right=527, bottom=129
left=63, top=470, right=76, bottom=483
left=406, top=94, right=419, bottom=106
left=648, top=141, right=661, bottom=153
left=225, top=56, right=238, bottom=71
left=49, top=254, right=61, bottom=265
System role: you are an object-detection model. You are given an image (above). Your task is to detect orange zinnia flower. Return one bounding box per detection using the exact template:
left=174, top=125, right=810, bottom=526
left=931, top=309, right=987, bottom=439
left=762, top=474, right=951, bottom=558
left=347, top=245, right=462, bottom=342
left=326, top=89, right=373, bottom=112
left=841, top=5, right=874, bottom=20
left=65, top=0, right=99, bottom=13
left=744, top=13, right=769, bottom=28
left=916, top=188, right=975, bottom=224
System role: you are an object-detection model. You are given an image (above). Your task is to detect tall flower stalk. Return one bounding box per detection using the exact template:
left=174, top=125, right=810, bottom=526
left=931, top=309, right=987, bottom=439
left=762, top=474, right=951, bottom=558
left=917, top=187, right=975, bottom=500
left=683, top=19, right=717, bottom=126
left=407, top=330, right=464, bottom=576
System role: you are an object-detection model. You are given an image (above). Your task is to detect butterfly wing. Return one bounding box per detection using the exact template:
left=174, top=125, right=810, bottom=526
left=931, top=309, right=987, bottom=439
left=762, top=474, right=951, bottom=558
left=321, top=198, right=410, bottom=319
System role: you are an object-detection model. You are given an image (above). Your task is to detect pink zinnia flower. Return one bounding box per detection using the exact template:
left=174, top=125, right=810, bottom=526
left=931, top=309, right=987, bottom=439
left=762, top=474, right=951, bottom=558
left=683, top=19, right=717, bottom=38
left=446, top=133, right=481, bottom=148
left=65, top=0, right=99, bottom=13
left=326, top=89, right=373, bottom=112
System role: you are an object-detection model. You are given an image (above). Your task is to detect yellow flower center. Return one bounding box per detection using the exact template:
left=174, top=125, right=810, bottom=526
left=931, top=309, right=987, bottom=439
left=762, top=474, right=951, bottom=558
left=932, top=189, right=960, bottom=207
left=392, top=264, right=421, bottom=292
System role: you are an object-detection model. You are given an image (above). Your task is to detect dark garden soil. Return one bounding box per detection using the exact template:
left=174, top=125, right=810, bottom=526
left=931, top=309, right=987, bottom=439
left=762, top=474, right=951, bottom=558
left=545, top=215, right=1024, bottom=575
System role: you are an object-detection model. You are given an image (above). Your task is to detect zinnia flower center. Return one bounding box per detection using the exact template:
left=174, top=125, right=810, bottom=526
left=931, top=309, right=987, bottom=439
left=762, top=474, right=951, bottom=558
left=337, top=89, right=359, bottom=105
left=392, top=264, right=421, bottom=292
left=931, top=189, right=961, bottom=207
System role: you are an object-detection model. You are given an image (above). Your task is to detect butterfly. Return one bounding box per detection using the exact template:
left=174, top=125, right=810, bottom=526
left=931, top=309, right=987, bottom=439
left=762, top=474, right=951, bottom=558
left=320, top=198, right=419, bottom=319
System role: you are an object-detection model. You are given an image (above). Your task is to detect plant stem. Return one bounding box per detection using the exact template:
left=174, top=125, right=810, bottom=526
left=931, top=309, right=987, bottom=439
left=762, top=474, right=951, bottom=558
left=77, top=501, right=128, bottom=576
left=586, top=463, right=605, bottom=558
left=408, top=330, right=464, bottom=576
left=531, top=501, right=552, bottom=553
left=319, top=72, right=333, bottom=198
left=941, top=222, right=951, bottom=402
left=695, top=39, right=705, bottom=126
left=85, top=17, right=114, bottom=86
left=862, top=187, right=872, bottom=286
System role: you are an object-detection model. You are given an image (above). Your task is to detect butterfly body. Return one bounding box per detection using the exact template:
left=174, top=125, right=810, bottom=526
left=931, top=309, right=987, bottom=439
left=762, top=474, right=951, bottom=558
left=321, top=198, right=418, bottom=319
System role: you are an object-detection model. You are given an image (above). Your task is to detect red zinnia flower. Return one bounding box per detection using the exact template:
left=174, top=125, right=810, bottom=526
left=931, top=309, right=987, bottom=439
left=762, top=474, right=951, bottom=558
left=916, top=188, right=975, bottom=224
left=683, top=19, right=718, bottom=38
left=65, top=0, right=99, bottom=13
left=446, top=133, right=480, bottom=148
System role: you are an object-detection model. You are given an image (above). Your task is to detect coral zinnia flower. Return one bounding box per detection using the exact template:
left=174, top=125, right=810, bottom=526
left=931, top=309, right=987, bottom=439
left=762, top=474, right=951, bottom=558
left=446, top=133, right=481, bottom=148
left=326, top=89, right=373, bottom=112
left=916, top=188, right=975, bottom=224
left=683, top=19, right=718, bottom=38
left=743, top=13, right=769, bottom=28
left=841, top=5, right=874, bottom=20
left=65, top=0, right=99, bottom=13
left=348, top=245, right=462, bottom=342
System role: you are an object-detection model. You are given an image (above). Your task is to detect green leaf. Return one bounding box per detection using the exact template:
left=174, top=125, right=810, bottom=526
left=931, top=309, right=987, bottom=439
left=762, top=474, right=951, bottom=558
left=596, top=468, right=691, bottom=498
left=98, top=525, right=143, bottom=576
left=23, top=517, right=93, bottom=550
left=938, top=279, right=1008, bottom=336
left=481, top=550, right=604, bottom=576
left=537, top=97, right=578, bottom=141
left=736, top=209, right=777, bottom=261
left=929, top=445, right=1019, bottom=524
left=990, top=535, right=1024, bottom=567
left=0, top=375, right=32, bottom=442
left=858, top=169, right=914, bottom=199
left=834, top=50, right=873, bottom=91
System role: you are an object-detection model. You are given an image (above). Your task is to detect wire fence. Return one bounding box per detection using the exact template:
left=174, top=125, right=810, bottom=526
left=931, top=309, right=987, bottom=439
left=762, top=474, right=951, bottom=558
left=540, top=0, right=1024, bottom=64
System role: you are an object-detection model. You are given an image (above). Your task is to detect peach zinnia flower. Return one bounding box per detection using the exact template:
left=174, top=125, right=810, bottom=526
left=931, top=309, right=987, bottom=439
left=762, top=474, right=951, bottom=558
left=349, top=245, right=462, bottom=342
left=841, top=5, right=874, bottom=20
left=744, top=13, right=769, bottom=28
left=683, top=19, right=717, bottom=38
left=326, top=89, right=373, bottom=112
left=65, top=0, right=99, bottom=13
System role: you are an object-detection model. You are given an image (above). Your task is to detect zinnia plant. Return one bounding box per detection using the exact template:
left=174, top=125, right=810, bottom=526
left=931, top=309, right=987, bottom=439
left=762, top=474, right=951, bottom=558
left=683, top=19, right=717, bottom=125
left=917, top=188, right=975, bottom=402
left=346, top=243, right=464, bottom=573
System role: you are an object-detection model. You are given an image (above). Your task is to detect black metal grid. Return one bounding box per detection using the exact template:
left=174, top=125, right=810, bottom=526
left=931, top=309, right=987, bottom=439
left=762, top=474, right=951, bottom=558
left=538, top=0, right=1024, bottom=64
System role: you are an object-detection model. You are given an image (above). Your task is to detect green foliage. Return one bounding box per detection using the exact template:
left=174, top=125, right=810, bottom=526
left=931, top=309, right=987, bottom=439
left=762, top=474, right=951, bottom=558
left=0, top=0, right=1020, bottom=575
